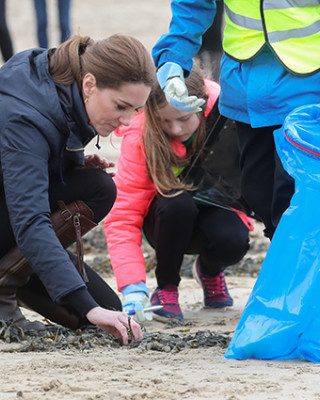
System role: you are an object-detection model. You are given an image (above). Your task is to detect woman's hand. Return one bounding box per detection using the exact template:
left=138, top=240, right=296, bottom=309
left=86, top=306, right=143, bottom=345
left=85, top=154, right=115, bottom=176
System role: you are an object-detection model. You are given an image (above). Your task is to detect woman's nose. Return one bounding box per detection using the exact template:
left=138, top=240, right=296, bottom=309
left=119, top=111, right=134, bottom=126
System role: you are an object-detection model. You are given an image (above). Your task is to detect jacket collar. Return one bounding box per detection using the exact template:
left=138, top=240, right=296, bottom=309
left=55, top=81, right=97, bottom=151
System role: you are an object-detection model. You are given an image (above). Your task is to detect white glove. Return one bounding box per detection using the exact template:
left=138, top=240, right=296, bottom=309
left=157, top=62, right=205, bottom=113
left=122, top=292, right=153, bottom=322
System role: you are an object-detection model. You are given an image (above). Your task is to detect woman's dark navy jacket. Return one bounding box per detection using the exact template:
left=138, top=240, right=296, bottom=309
left=0, top=48, right=97, bottom=303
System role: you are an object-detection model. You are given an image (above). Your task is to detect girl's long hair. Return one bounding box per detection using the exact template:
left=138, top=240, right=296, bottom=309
left=143, top=63, right=209, bottom=196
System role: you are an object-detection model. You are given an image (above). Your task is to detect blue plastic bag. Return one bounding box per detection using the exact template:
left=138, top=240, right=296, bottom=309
left=224, top=104, right=320, bottom=362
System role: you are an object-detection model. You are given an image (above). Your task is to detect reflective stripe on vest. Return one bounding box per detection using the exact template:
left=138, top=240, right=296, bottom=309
left=223, top=0, right=320, bottom=75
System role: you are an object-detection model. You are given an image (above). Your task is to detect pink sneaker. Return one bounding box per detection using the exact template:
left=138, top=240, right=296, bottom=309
left=150, top=285, right=183, bottom=320
left=193, top=256, right=233, bottom=308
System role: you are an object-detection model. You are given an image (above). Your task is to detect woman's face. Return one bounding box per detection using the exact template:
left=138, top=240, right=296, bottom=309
left=158, top=102, right=201, bottom=142
left=82, top=74, right=151, bottom=137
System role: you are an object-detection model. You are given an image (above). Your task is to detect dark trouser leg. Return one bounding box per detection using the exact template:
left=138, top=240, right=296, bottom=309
left=0, top=185, right=15, bottom=258
left=143, top=192, right=198, bottom=288
left=17, top=252, right=122, bottom=330
left=236, top=122, right=294, bottom=239
left=0, top=187, right=46, bottom=329
left=272, top=151, right=295, bottom=227
left=57, top=0, right=71, bottom=43
left=49, top=167, right=116, bottom=224
left=33, top=0, right=48, bottom=48
left=186, top=206, right=250, bottom=276
left=0, top=0, right=13, bottom=61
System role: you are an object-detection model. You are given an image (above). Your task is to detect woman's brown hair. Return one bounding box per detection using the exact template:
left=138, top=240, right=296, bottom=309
left=143, top=63, right=209, bottom=196
left=48, top=34, right=155, bottom=90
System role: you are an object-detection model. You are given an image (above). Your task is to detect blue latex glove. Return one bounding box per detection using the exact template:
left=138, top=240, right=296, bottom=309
left=157, top=62, right=205, bottom=112
left=121, top=282, right=152, bottom=322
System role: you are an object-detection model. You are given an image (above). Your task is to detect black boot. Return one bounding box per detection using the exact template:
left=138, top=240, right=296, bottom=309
left=0, top=286, right=46, bottom=331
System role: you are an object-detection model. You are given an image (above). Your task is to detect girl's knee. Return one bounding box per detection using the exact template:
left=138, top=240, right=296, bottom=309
left=206, top=229, right=249, bottom=266
left=157, top=192, right=198, bottom=221
left=221, top=234, right=249, bottom=265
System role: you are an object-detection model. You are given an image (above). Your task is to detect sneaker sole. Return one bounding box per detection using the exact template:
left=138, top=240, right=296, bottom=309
left=152, top=312, right=184, bottom=323
left=152, top=312, right=172, bottom=323
left=203, top=301, right=233, bottom=309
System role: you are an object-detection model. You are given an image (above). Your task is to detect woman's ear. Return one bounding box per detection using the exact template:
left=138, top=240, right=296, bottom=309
left=82, top=73, right=97, bottom=98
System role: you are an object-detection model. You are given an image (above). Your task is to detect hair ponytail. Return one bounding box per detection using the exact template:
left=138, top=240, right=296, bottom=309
left=48, top=35, right=94, bottom=86
left=48, top=34, right=155, bottom=91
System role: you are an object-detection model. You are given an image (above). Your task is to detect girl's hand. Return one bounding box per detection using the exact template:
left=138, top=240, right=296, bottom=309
left=86, top=306, right=143, bottom=344
left=85, top=154, right=115, bottom=176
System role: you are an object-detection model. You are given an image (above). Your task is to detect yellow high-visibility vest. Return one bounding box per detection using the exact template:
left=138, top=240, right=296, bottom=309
left=223, top=0, right=320, bottom=75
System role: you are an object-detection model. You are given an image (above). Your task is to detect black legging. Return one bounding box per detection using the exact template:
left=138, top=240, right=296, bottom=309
left=143, top=191, right=250, bottom=289
left=236, top=122, right=295, bottom=239
left=0, top=0, right=13, bottom=62
left=0, top=167, right=122, bottom=328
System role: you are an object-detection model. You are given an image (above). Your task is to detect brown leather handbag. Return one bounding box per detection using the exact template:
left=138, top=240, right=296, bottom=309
left=0, top=200, right=97, bottom=287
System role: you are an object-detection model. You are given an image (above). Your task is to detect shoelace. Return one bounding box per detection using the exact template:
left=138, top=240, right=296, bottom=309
left=202, top=273, right=226, bottom=296
left=158, top=289, right=179, bottom=305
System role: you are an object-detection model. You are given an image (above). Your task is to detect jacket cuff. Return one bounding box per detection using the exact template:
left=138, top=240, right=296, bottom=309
left=62, top=287, right=99, bottom=317
left=121, top=281, right=149, bottom=297
left=156, top=62, right=184, bottom=89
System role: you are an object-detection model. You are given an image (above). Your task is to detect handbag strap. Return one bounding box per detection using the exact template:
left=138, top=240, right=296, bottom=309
left=57, top=201, right=90, bottom=282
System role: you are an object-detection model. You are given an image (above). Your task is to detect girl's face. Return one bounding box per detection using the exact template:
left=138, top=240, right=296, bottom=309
left=158, top=102, right=201, bottom=142
left=82, top=73, right=151, bottom=137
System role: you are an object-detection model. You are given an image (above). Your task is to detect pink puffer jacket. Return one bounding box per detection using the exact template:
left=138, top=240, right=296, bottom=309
left=104, top=80, right=253, bottom=291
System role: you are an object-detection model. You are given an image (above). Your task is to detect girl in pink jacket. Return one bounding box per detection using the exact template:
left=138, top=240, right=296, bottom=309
left=104, top=64, right=253, bottom=322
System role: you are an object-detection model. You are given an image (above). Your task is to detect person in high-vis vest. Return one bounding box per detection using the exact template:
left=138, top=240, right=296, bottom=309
left=153, top=1, right=320, bottom=239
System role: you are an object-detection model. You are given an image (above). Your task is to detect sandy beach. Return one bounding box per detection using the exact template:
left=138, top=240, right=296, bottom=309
left=1, top=1, right=320, bottom=399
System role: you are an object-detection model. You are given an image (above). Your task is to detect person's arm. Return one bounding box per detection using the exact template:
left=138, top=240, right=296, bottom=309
left=105, top=129, right=156, bottom=291
left=152, top=0, right=216, bottom=73
left=152, top=0, right=216, bottom=112
left=104, top=123, right=156, bottom=321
